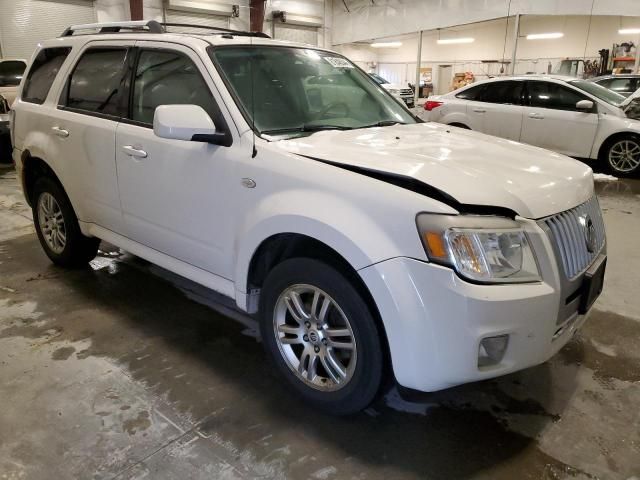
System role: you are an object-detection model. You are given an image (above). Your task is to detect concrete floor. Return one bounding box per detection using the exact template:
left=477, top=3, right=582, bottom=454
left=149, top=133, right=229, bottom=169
left=0, top=164, right=639, bottom=480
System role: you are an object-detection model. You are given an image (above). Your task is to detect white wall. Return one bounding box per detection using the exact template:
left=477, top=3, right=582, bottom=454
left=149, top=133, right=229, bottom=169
left=95, top=0, right=130, bottom=22
left=337, top=14, right=640, bottom=91
left=333, top=0, right=640, bottom=45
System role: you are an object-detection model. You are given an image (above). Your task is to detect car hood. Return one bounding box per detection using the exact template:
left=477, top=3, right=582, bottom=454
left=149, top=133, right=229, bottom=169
left=381, top=83, right=409, bottom=91
left=276, top=123, right=593, bottom=219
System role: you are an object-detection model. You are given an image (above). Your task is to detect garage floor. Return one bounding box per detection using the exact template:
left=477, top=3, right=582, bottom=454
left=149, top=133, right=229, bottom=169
left=1, top=164, right=639, bottom=480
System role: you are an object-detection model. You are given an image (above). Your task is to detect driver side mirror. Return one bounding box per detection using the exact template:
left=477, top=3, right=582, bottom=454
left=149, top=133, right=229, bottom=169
left=576, top=99, right=594, bottom=111
left=153, top=104, right=231, bottom=146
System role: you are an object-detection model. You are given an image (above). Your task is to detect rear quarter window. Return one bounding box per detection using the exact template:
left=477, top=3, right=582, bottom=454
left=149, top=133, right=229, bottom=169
left=455, top=84, right=485, bottom=100
left=22, top=48, right=71, bottom=104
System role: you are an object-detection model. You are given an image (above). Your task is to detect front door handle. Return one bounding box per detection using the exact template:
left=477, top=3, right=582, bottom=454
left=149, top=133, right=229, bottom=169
left=122, top=145, right=148, bottom=158
left=51, top=126, right=69, bottom=138
left=472, top=108, right=486, bottom=113
left=528, top=113, right=544, bottom=119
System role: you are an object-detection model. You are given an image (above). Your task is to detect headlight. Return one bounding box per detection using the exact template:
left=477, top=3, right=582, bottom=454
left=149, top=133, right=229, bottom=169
left=388, top=89, right=400, bottom=95
left=416, top=214, right=541, bottom=283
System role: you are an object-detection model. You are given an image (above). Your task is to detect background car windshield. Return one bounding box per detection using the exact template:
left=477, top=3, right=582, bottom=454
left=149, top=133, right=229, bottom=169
left=0, top=60, right=27, bottom=87
left=369, top=73, right=389, bottom=85
left=210, top=46, right=415, bottom=137
left=569, top=79, right=626, bottom=106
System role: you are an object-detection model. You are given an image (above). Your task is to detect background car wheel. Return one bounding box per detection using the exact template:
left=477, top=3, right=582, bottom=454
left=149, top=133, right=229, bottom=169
left=604, top=135, right=640, bottom=176
left=32, top=176, right=100, bottom=267
left=259, top=258, right=383, bottom=415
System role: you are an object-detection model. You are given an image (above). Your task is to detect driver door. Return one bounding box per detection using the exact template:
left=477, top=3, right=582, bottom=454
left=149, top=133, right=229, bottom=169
left=115, top=42, right=238, bottom=279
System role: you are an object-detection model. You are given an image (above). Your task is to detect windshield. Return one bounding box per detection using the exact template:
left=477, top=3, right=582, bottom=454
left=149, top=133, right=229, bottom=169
left=569, top=79, right=626, bottom=106
left=0, top=60, right=26, bottom=87
left=209, top=46, right=416, bottom=139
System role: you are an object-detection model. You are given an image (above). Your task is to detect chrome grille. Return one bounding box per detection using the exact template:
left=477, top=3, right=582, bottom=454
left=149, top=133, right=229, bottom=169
left=542, top=196, right=606, bottom=280
left=400, top=88, right=414, bottom=96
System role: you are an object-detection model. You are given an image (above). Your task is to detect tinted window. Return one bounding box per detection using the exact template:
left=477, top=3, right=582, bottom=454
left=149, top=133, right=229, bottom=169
left=480, top=81, right=521, bottom=104
left=0, top=60, right=27, bottom=87
left=527, top=81, right=589, bottom=111
left=22, top=48, right=71, bottom=104
left=66, top=48, right=127, bottom=115
left=455, top=84, right=485, bottom=100
left=131, top=49, right=217, bottom=125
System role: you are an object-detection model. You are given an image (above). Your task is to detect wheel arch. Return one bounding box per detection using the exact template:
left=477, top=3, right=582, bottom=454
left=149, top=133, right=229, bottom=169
left=21, top=151, right=65, bottom=207
left=597, top=131, right=640, bottom=163
left=245, top=231, right=393, bottom=381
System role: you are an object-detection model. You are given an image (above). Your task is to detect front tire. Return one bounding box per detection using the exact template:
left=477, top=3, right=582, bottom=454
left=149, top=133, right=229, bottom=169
left=32, top=177, right=100, bottom=267
left=259, top=258, right=383, bottom=415
left=603, top=135, right=640, bottom=176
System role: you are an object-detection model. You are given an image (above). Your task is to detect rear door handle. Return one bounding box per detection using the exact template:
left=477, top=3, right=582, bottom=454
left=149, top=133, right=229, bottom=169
left=122, top=145, right=148, bottom=158
left=51, top=126, right=69, bottom=138
left=472, top=108, right=486, bottom=113
left=528, top=113, right=544, bottom=119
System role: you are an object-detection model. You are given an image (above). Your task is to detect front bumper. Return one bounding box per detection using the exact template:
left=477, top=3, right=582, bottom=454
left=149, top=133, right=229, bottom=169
left=359, top=218, right=599, bottom=392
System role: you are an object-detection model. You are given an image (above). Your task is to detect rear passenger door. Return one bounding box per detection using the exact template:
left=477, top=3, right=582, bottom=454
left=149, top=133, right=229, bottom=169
left=55, top=42, right=133, bottom=232
left=521, top=80, right=598, bottom=157
left=466, top=80, right=524, bottom=141
left=115, top=41, right=237, bottom=278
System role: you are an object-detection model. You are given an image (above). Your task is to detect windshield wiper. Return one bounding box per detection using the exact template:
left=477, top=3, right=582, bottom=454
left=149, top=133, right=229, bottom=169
left=359, top=120, right=406, bottom=129
left=261, top=124, right=352, bottom=135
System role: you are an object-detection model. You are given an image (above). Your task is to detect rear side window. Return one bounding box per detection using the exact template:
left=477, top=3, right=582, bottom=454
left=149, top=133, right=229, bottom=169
left=0, top=60, right=27, bottom=87
left=479, top=81, right=522, bottom=104
left=66, top=48, right=127, bottom=116
left=130, top=49, right=218, bottom=125
left=22, top=48, right=71, bottom=104
left=526, top=81, right=589, bottom=111
left=455, top=84, right=484, bottom=100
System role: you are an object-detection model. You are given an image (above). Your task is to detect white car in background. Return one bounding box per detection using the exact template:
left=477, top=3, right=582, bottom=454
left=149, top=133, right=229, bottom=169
left=420, top=75, right=640, bottom=176
left=369, top=73, right=415, bottom=107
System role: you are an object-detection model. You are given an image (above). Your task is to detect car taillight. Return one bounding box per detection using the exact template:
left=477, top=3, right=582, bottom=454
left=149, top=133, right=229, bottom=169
left=424, top=100, right=443, bottom=111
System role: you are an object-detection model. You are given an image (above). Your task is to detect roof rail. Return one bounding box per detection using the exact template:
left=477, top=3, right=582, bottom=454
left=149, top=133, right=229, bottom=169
left=60, top=20, right=164, bottom=37
left=160, top=22, right=270, bottom=38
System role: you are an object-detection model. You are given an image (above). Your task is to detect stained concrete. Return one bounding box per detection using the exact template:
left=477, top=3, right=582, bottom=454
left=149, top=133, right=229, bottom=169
left=0, top=164, right=639, bottom=480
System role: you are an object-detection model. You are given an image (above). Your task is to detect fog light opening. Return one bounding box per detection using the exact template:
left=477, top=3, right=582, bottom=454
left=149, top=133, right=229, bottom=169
left=478, top=335, right=509, bottom=368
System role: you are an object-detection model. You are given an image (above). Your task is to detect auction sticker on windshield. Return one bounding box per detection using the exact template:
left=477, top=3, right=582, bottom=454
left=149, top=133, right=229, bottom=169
left=324, top=57, right=354, bottom=68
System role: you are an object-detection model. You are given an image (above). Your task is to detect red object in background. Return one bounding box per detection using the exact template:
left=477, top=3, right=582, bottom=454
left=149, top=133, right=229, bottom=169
left=424, top=100, right=443, bottom=111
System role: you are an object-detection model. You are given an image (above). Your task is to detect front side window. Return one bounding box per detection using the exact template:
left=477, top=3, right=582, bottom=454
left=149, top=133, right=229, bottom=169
left=526, top=81, right=590, bottom=111
left=479, top=81, right=522, bottom=105
left=569, top=79, right=625, bottom=107
left=130, top=49, right=218, bottom=125
left=22, top=48, right=71, bottom=104
left=209, top=46, right=416, bottom=139
left=66, top=48, right=127, bottom=116
left=0, top=60, right=27, bottom=87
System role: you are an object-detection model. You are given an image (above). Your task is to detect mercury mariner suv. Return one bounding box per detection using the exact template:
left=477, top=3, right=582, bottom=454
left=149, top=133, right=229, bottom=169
left=11, top=21, right=606, bottom=414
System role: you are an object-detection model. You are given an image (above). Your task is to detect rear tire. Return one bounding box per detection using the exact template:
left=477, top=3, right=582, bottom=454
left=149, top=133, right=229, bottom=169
left=259, top=258, right=383, bottom=415
left=32, top=176, right=99, bottom=267
left=602, top=134, right=640, bottom=177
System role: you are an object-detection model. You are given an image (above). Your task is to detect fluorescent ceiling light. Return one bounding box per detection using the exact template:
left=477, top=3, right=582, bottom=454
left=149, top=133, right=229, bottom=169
left=526, top=32, right=564, bottom=40
left=437, top=37, right=475, bottom=45
left=619, top=28, right=640, bottom=35
left=370, top=41, right=402, bottom=48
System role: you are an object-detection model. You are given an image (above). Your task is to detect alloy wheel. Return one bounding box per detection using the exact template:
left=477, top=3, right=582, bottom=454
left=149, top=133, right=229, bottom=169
left=37, top=192, right=67, bottom=254
left=273, top=284, right=357, bottom=391
left=608, top=139, right=640, bottom=173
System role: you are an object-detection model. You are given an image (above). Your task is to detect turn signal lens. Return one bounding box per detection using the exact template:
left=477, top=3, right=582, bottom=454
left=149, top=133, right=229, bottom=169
left=424, top=231, right=448, bottom=259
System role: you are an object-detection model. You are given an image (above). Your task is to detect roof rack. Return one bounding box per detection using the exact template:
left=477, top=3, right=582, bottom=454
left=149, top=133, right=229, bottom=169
left=60, top=20, right=270, bottom=39
left=161, top=22, right=270, bottom=38
left=61, top=20, right=164, bottom=37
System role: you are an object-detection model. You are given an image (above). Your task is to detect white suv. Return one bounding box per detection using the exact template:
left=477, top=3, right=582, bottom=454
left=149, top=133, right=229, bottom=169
left=12, top=21, right=606, bottom=414
left=420, top=75, right=640, bottom=176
